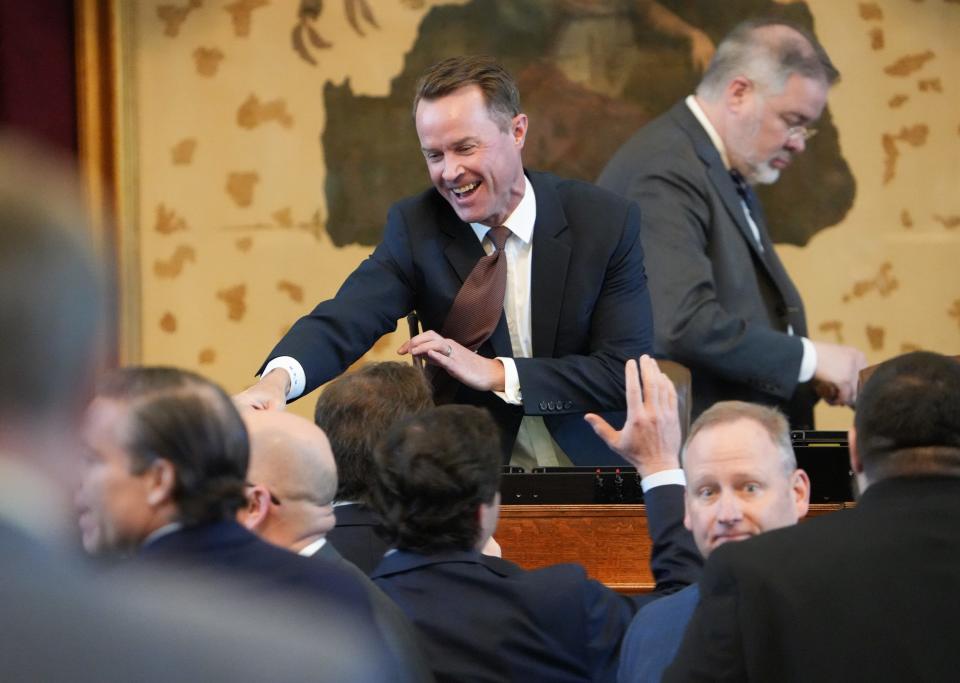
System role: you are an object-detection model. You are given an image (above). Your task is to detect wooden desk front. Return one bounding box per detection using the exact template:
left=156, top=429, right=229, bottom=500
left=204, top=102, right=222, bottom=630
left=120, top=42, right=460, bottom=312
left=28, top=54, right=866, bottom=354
left=496, top=503, right=851, bottom=593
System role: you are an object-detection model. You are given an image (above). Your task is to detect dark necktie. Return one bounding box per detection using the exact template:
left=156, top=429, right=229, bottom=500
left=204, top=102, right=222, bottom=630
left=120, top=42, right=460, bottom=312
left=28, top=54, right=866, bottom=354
left=729, top=169, right=760, bottom=221
left=440, top=225, right=511, bottom=351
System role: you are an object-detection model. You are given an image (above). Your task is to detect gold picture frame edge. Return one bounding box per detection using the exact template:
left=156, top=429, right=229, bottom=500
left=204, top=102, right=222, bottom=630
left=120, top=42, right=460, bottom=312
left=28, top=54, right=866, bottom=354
left=75, top=0, right=142, bottom=366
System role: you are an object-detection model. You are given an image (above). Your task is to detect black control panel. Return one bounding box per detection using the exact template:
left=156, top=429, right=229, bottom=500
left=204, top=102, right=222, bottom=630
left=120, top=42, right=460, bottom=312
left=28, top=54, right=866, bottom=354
left=500, top=431, right=854, bottom=504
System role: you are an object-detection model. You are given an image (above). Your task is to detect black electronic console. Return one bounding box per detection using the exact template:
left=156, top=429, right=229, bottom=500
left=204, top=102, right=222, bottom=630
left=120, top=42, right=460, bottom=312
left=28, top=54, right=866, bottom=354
left=791, top=431, right=854, bottom=503
left=499, top=431, right=855, bottom=505
left=500, top=467, right=644, bottom=504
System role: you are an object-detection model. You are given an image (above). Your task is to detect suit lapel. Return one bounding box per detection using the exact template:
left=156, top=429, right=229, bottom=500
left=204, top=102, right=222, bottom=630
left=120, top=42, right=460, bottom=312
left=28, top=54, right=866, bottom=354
left=673, top=103, right=804, bottom=327
left=528, top=171, right=571, bottom=359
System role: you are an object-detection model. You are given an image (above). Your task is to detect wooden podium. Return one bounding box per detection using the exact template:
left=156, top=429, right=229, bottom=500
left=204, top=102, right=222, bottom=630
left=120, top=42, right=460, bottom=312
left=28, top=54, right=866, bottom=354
left=496, top=503, right=850, bottom=593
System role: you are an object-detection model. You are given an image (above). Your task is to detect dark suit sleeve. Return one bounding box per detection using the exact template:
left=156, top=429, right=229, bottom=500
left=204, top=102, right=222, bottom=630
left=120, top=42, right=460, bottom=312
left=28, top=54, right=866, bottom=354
left=638, top=483, right=702, bottom=605
left=258, top=204, right=417, bottom=394
left=514, top=201, right=654, bottom=414
left=662, top=545, right=746, bottom=682
left=626, top=161, right=803, bottom=401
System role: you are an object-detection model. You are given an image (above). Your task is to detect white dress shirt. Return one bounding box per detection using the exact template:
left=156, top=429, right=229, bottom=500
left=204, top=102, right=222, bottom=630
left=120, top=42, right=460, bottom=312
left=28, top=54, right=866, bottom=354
left=297, top=537, right=327, bottom=557
left=470, top=176, right=569, bottom=467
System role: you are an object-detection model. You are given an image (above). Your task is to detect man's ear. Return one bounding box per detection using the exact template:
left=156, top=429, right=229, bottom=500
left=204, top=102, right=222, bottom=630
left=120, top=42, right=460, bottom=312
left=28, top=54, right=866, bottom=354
left=145, top=459, right=176, bottom=507
left=726, top=75, right=753, bottom=112
left=848, top=426, right=864, bottom=474
left=792, top=469, right=811, bottom=520
left=511, top=113, right=528, bottom=149
left=238, top=485, right=271, bottom=530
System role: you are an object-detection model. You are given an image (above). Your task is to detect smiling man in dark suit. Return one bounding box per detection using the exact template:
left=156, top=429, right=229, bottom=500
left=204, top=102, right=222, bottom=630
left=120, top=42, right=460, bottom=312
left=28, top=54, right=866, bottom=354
left=598, top=18, right=865, bottom=428
left=236, top=55, right=652, bottom=465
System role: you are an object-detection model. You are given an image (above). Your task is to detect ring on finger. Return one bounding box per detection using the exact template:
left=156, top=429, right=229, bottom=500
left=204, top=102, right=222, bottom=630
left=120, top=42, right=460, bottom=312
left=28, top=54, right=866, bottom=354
left=443, top=344, right=453, bottom=357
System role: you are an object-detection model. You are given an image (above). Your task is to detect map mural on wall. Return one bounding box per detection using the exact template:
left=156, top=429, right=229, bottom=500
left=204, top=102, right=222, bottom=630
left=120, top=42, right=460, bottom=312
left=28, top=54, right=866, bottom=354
left=303, top=0, right=856, bottom=247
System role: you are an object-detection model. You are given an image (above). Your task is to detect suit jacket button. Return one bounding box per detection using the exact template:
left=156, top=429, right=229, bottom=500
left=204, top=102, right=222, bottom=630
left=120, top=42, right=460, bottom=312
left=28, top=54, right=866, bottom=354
left=539, top=400, right=548, bottom=411
left=547, top=401, right=556, bottom=410
left=564, top=401, right=572, bottom=410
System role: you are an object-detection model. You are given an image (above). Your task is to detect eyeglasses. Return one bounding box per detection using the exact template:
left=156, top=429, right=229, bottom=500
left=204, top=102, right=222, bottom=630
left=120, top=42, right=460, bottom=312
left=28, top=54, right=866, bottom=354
left=786, top=125, right=817, bottom=142
left=245, top=481, right=281, bottom=505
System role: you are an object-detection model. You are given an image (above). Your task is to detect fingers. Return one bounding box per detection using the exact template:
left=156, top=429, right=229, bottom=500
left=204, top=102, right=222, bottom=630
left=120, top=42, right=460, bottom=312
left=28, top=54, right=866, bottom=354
left=639, top=355, right=661, bottom=410
left=399, top=330, right=443, bottom=356
left=624, top=358, right=642, bottom=417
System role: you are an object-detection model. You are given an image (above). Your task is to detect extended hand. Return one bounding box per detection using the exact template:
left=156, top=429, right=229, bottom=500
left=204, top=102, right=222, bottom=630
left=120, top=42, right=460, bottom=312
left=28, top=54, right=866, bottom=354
left=812, top=341, right=868, bottom=407
left=398, top=330, right=505, bottom=393
left=232, top=368, right=290, bottom=411
left=584, top=355, right=681, bottom=477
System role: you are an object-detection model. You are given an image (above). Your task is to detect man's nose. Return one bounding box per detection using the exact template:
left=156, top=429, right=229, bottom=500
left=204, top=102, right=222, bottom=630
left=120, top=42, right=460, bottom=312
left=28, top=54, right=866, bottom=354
left=716, top=491, right=744, bottom=524
left=442, top=156, right=462, bottom=183
left=784, top=134, right=806, bottom=154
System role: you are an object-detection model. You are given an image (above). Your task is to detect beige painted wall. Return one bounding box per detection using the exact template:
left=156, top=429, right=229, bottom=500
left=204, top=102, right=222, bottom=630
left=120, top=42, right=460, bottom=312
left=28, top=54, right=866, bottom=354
left=123, top=0, right=959, bottom=426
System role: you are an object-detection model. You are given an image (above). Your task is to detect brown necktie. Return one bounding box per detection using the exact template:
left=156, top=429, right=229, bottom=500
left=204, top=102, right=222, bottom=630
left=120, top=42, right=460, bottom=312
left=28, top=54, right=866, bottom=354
left=440, top=225, right=511, bottom=351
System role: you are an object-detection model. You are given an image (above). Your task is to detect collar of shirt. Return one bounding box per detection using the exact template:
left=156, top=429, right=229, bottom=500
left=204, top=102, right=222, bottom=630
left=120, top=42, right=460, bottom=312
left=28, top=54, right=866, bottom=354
left=685, top=95, right=730, bottom=170
left=470, top=174, right=535, bottom=245
left=141, top=522, right=183, bottom=548
left=297, top=536, right=327, bottom=557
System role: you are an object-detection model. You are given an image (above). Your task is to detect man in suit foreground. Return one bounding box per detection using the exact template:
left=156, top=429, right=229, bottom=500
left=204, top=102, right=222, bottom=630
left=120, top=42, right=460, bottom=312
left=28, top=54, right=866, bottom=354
left=236, top=55, right=653, bottom=465
left=0, top=135, right=383, bottom=681
left=370, top=390, right=701, bottom=683
left=664, top=351, right=960, bottom=682
left=585, top=364, right=809, bottom=682
left=240, top=408, right=434, bottom=682
left=597, top=18, right=865, bottom=427
left=314, top=362, right=434, bottom=572
left=75, top=367, right=386, bottom=624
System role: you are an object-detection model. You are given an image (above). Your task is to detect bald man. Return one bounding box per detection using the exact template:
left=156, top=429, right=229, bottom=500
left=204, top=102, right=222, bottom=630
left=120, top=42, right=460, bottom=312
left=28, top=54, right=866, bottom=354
left=239, top=410, right=339, bottom=558
left=239, top=410, right=434, bottom=683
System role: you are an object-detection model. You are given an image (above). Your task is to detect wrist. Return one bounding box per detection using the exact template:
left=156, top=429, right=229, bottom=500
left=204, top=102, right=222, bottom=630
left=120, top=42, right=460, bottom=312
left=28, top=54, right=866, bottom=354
left=264, top=367, right=292, bottom=396
left=489, top=358, right=506, bottom=392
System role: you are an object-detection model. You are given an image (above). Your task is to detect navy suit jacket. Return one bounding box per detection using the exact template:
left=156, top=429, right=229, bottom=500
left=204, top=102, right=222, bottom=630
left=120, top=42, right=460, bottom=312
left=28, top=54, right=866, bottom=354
left=597, top=102, right=816, bottom=427
left=665, top=477, right=960, bottom=682
left=326, top=502, right=390, bottom=574
left=371, top=484, right=700, bottom=683
left=136, top=520, right=372, bottom=616
left=310, top=541, right=435, bottom=683
left=263, top=170, right=653, bottom=463
left=618, top=583, right=699, bottom=683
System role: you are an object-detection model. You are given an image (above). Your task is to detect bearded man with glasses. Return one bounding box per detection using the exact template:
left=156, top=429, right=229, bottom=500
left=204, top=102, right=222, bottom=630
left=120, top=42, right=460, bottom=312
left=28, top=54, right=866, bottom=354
left=598, top=18, right=866, bottom=429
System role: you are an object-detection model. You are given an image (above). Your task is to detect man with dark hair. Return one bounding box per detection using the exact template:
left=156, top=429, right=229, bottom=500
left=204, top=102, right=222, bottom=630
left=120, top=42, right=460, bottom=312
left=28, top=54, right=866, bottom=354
left=598, top=19, right=865, bottom=428
left=76, top=366, right=373, bottom=615
left=314, top=361, right=433, bottom=571
left=238, top=54, right=653, bottom=466
left=664, top=351, right=960, bottom=681
left=370, top=396, right=700, bottom=683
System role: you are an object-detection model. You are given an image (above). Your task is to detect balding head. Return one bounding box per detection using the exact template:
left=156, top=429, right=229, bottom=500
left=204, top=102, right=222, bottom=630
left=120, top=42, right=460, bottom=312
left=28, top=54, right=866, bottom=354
left=239, top=410, right=338, bottom=551
left=697, top=19, right=839, bottom=101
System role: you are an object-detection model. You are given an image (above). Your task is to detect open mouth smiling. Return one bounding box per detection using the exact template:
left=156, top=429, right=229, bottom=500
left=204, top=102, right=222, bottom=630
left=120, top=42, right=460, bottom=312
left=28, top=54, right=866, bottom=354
left=451, top=181, right=481, bottom=199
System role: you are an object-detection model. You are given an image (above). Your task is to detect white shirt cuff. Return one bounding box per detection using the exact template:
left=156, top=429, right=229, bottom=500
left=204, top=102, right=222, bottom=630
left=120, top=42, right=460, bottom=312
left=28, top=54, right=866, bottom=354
left=494, top=357, right=522, bottom=405
left=640, top=468, right=686, bottom=493
left=261, top=356, right=306, bottom=401
left=798, top=337, right=817, bottom=383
